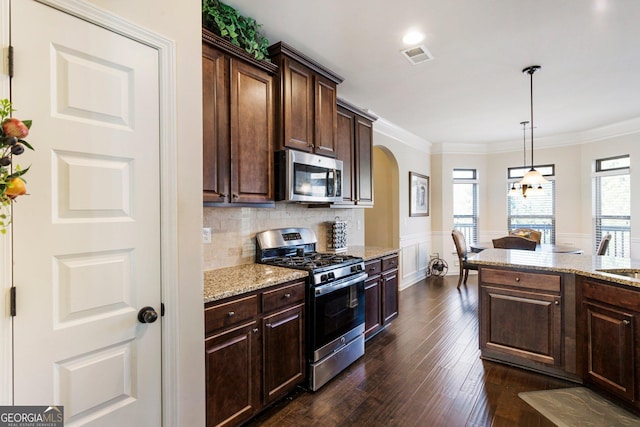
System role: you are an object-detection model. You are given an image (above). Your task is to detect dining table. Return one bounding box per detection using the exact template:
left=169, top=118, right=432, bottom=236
left=470, top=242, right=584, bottom=254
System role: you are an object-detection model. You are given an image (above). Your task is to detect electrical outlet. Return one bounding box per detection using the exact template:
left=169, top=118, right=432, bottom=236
left=202, top=227, right=212, bottom=244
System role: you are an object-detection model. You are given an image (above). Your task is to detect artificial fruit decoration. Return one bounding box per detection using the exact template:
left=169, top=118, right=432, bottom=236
left=0, top=99, right=34, bottom=234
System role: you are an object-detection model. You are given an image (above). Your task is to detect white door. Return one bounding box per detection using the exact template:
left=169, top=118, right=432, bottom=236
left=10, top=1, right=162, bottom=425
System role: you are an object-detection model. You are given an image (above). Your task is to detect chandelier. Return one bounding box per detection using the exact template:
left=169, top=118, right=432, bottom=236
left=519, top=65, right=547, bottom=193
left=510, top=65, right=547, bottom=198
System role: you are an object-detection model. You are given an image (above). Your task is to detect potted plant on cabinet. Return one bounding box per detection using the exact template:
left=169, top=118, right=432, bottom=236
left=202, top=0, right=270, bottom=61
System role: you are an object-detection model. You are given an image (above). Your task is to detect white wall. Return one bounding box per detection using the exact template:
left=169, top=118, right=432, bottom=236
left=85, top=1, right=205, bottom=425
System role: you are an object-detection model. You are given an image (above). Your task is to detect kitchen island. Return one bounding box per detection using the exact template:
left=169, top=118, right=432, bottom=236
left=467, top=248, right=640, bottom=415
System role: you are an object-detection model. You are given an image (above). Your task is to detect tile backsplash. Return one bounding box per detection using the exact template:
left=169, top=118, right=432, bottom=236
left=203, top=204, right=364, bottom=270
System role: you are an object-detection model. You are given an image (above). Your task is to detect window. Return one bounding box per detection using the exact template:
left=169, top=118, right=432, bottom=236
left=507, top=165, right=555, bottom=243
left=453, top=169, right=478, bottom=245
left=593, top=155, right=630, bottom=256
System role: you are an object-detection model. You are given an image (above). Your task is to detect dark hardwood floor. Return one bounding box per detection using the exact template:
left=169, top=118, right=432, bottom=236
left=247, top=274, right=576, bottom=426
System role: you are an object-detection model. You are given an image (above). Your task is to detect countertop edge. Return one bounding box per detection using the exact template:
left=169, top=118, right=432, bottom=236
left=467, top=249, right=640, bottom=290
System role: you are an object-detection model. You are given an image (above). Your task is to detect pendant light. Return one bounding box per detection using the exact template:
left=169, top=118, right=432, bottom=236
left=519, top=65, right=548, bottom=193
left=509, top=121, right=530, bottom=197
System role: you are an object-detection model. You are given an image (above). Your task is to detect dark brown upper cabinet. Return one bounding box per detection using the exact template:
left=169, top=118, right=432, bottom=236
left=268, top=42, right=343, bottom=157
left=202, top=29, right=277, bottom=206
left=335, top=99, right=377, bottom=206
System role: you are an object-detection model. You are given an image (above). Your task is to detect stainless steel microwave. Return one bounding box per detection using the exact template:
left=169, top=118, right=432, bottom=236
left=275, top=150, right=343, bottom=203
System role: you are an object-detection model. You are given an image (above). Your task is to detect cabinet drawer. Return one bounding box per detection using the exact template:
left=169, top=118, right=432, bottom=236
left=365, top=259, right=382, bottom=276
left=205, top=294, right=259, bottom=335
left=262, top=281, right=306, bottom=313
left=481, top=267, right=560, bottom=293
left=381, top=255, right=398, bottom=271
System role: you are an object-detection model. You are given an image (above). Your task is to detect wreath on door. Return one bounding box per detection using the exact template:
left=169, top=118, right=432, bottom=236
left=0, top=99, right=33, bottom=234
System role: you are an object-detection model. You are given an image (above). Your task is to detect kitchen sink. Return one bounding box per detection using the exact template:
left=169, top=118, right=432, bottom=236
left=596, top=269, right=640, bottom=279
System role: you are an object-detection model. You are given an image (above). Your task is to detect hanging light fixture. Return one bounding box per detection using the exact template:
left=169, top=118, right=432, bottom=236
left=509, top=120, right=530, bottom=197
left=519, top=65, right=548, bottom=194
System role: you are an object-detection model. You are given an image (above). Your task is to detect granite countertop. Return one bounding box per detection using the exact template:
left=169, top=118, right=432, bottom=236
left=204, top=264, right=308, bottom=304
left=345, top=246, right=399, bottom=261
left=467, top=248, right=640, bottom=289
left=203, top=246, right=399, bottom=304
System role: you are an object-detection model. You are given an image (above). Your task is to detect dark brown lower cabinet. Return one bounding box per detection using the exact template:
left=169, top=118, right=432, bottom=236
left=364, top=274, right=382, bottom=338
left=477, top=267, right=577, bottom=380
left=205, top=280, right=305, bottom=426
left=580, top=278, right=640, bottom=409
left=205, top=321, right=260, bottom=427
left=364, top=253, right=399, bottom=340
left=382, top=268, right=399, bottom=324
left=263, top=303, right=305, bottom=404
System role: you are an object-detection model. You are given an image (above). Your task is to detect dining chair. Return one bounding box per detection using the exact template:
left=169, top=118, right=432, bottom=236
left=596, top=234, right=612, bottom=255
left=510, top=228, right=542, bottom=244
left=492, top=235, right=537, bottom=251
left=451, top=229, right=478, bottom=288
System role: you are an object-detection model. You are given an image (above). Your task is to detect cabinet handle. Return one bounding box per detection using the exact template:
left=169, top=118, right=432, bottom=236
left=623, top=320, right=631, bottom=326
left=265, top=323, right=272, bottom=328
left=515, top=277, right=520, bottom=282
left=284, top=293, right=291, bottom=299
left=252, top=328, right=259, bottom=333
left=554, top=300, right=560, bottom=305
left=227, top=311, right=235, bottom=317
left=232, top=193, right=239, bottom=199
left=219, top=193, right=227, bottom=198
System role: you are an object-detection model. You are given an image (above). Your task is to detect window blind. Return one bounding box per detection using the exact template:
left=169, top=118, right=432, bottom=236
left=593, top=156, right=630, bottom=256
left=453, top=169, right=478, bottom=245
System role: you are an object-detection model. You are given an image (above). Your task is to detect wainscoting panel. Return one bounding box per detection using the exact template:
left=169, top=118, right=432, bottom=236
left=399, top=233, right=430, bottom=289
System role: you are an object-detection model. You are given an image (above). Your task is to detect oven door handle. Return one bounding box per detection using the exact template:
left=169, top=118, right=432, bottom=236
left=314, top=272, right=368, bottom=296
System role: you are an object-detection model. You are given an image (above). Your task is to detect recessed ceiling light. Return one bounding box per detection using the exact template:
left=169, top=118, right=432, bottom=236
left=402, top=30, right=425, bottom=45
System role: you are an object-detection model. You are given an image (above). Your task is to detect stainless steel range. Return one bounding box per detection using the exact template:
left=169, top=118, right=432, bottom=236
left=256, top=228, right=367, bottom=391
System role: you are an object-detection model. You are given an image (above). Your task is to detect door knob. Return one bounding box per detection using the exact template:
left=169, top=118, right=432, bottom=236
left=138, top=306, right=158, bottom=324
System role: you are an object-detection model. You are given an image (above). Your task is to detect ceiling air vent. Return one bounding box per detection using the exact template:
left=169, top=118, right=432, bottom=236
left=400, top=45, right=433, bottom=65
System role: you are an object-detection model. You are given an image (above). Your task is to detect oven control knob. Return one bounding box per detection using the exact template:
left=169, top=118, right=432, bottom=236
left=328, top=272, right=335, bottom=280
left=321, top=274, right=328, bottom=282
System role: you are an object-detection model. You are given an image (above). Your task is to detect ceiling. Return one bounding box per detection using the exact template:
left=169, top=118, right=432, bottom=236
left=223, top=0, right=640, bottom=148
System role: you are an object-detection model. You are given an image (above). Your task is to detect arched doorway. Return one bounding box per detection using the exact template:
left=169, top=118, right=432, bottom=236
left=365, top=146, right=400, bottom=247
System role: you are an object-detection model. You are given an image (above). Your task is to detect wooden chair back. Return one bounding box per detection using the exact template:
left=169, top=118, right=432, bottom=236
left=492, top=235, right=537, bottom=251
left=596, top=234, right=612, bottom=255
left=510, top=228, right=542, bottom=243
left=451, top=229, right=468, bottom=261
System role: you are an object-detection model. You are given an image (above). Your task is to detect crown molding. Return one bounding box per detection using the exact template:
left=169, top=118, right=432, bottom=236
left=373, top=114, right=432, bottom=155
left=433, top=115, right=640, bottom=155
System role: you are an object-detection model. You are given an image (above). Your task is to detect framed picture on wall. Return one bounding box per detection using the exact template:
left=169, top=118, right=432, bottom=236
left=409, top=172, right=429, bottom=217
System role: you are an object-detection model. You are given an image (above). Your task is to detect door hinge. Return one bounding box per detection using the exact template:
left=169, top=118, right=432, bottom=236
left=160, top=302, right=165, bottom=317
left=10, top=286, right=16, bottom=316
left=7, top=45, right=13, bottom=78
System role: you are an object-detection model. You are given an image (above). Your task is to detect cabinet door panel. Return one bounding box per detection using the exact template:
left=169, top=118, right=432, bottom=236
left=202, top=44, right=229, bottom=203
left=205, top=322, right=260, bottom=427
left=584, top=302, right=635, bottom=401
left=364, top=275, right=382, bottom=339
left=263, top=304, right=305, bottom=403
left=480, top=286, right=561, bottom=366
left=314, top=75, right=337, bottom=157
left=336, top=108, right=355, bottom=203
left=230, top=59, right=274, bottom=203
left=382, top=269, right=399, bottom=323
left=355, top=117, right=373, bottom=205
left=283, top=58, right=314, bottom=151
